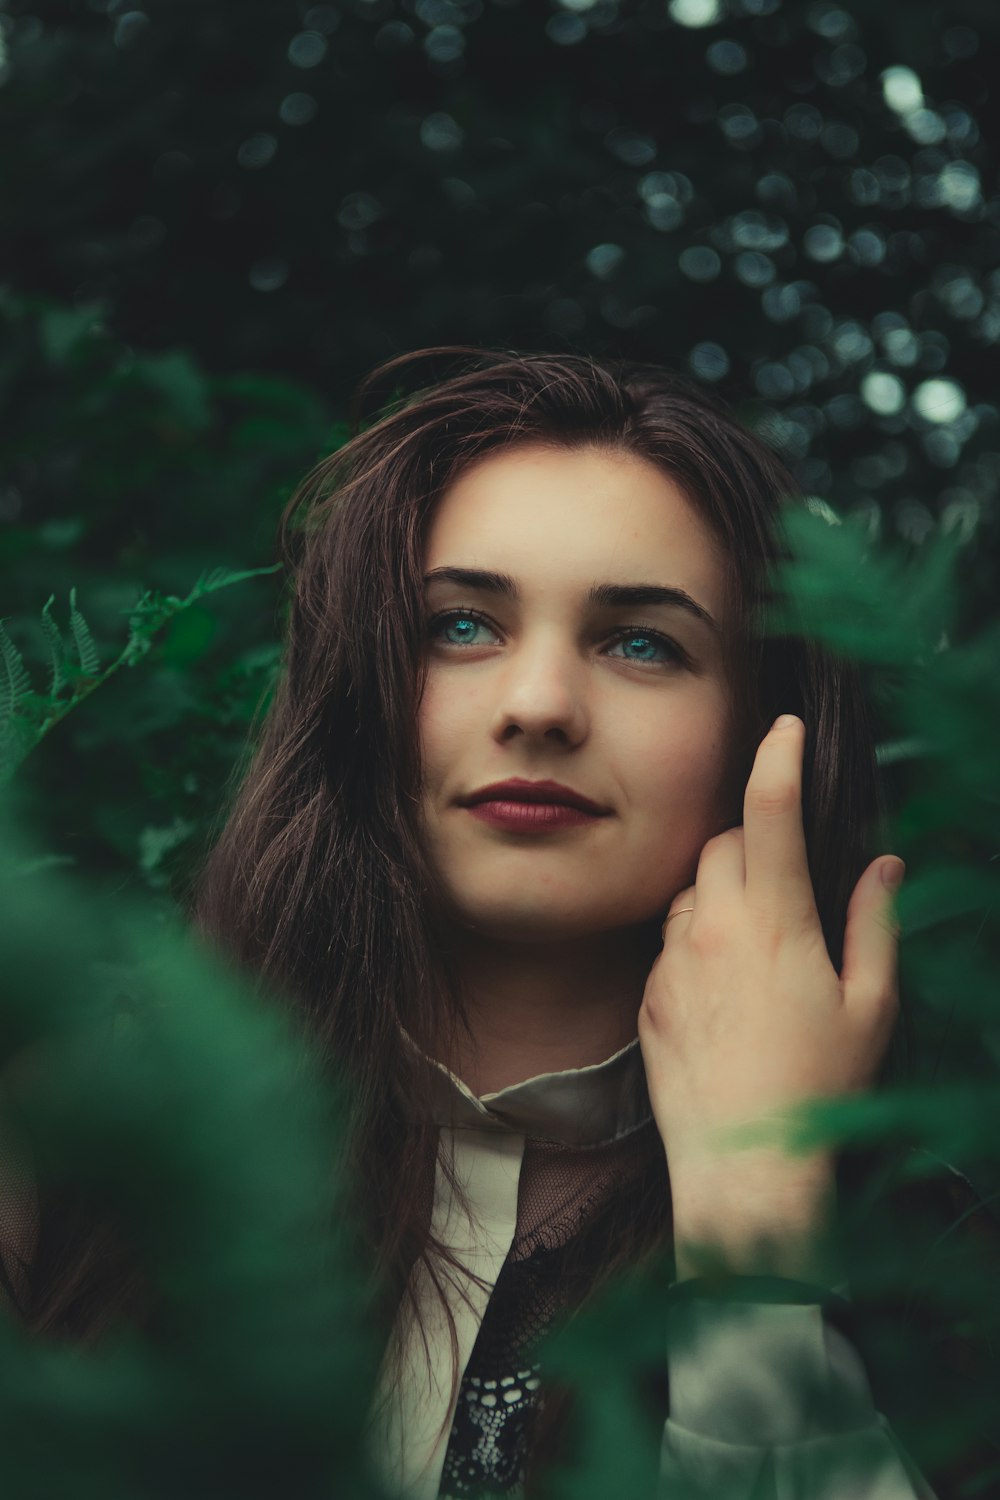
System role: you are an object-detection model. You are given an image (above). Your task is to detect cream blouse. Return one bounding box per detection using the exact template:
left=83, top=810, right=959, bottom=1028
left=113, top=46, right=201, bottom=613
left=367, top=1036, right=937, bottom=1500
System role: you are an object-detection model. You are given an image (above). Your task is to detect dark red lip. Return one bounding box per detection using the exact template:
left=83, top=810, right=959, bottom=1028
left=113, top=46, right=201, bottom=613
left=460, top=779, right=609, bottom=815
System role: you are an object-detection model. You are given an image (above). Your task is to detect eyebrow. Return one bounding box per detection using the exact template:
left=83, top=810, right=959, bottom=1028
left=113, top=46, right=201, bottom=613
left=422, top=566, right=720, bottom=633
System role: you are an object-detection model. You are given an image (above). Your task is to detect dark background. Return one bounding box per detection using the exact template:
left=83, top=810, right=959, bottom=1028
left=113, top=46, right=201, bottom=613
left=1, top=0, right=998, bottom=902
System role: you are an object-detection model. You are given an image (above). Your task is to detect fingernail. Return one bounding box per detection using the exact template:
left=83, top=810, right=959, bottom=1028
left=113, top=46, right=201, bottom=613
left=881, top=859, right=905, bottom=890
left=773, top=714, right=799, bottom=730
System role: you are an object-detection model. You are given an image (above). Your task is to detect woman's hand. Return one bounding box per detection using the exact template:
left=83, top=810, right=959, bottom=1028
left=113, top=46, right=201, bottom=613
left=637, top=714, right=904, bottom=1277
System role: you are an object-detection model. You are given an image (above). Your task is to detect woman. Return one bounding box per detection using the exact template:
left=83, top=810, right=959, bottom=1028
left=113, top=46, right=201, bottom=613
left=184, top=347, right=941, bottom=1500
left=4, top=349, right=988, bottom=1496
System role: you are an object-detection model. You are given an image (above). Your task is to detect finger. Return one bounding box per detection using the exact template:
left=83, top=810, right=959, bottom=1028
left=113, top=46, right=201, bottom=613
left=841, top=858, right=904, bottom=1017
left=692, top=825, right=746, bottom=907
left=743, top=715, right=816, bottom=923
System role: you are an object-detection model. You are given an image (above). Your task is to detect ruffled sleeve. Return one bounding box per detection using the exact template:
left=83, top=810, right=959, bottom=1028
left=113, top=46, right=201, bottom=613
left=658, top=1277, right=937, bottom=1500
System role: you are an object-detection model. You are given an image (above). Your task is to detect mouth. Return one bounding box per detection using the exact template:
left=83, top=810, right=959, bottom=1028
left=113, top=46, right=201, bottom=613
left=464, top=800, right=604, bottom=831
left=459, top=779, right=610, bottom=816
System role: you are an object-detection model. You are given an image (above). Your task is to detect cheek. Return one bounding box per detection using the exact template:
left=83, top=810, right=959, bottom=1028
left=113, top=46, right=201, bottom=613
left=416, top=674, right=475, bottom=787
left=616, top=731, right=734, bottom=904
left=630, top=708, right=738, bottom=835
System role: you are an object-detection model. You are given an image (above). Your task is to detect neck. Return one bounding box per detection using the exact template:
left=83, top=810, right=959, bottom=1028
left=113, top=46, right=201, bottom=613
left=438, top=920, right=664, bottom=1096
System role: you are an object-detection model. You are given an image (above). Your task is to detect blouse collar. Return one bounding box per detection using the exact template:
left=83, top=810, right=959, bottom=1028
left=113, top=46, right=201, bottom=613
left=400, top=1028, right=654, bottom=1149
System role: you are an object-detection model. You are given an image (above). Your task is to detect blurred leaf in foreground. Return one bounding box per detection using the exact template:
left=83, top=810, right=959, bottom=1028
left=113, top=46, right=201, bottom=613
left=0, top=785, right=385, bottom=1500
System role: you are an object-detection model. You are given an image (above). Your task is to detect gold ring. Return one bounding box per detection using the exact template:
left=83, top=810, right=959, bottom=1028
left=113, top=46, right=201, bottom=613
left=661, top=907, right=695, bottom=938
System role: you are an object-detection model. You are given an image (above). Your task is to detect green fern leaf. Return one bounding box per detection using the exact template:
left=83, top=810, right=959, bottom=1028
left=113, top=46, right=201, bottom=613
left=0, top=623, right=36, bottom=783
left=39, top=594, right=68, bottom=697
left=0, top=618, right=33, bottom=723
left=121, top=588, right=166, bottom=666
left=68, top=587, right=102, bottom=676
left=187, top=562, right=283, bottom=602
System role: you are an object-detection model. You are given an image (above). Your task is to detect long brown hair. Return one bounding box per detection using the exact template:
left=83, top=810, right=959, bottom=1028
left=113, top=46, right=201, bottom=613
left=187, top=346, right=906, bottom=1475
left=20, top=348, right=907, bottom=1484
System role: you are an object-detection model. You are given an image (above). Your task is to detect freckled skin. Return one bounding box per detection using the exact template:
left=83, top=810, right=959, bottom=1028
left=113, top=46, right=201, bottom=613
left=415, top=442, right=745, bottom=1090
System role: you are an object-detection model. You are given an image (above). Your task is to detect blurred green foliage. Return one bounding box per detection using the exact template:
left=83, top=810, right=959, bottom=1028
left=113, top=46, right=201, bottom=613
left=0, top=287, right=346, bottom=903
left=0, top=790, right=384, bottom=1499
left=1, top=562, right=283, bottom=784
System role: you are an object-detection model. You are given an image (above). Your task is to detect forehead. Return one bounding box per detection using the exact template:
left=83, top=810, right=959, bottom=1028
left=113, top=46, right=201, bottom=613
left=423, top=442, right=727, bottom=612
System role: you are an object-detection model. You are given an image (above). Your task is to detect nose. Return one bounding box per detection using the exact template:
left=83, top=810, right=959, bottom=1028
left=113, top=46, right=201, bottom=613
left=489, top=634, right=589, bottom=748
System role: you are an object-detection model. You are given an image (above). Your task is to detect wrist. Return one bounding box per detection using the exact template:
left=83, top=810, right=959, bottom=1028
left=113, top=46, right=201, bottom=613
left=669, top=1151, right=839, bottom=1285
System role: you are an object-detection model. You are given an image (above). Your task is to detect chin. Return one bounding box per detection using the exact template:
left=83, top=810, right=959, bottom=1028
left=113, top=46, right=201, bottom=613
left=448, top=895, right=645, bottom=946
left=452, top=909, right=576, bottom=943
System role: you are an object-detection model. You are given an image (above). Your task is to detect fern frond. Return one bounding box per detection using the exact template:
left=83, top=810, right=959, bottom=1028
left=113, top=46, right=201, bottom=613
left=2, top=564, right=283, bottom=779
left=122, top=588, right=169, bottom=666
left=0, top=621, right=39, bottom=781
left=187, top=562, right=283, bottom=603
left=0, top=619, right=33, bottom=723
left=39, top=594, right=68, bottom=697
left=68, top=587, right=101, bottom=676
left=119, top=566, right=282, bottom=667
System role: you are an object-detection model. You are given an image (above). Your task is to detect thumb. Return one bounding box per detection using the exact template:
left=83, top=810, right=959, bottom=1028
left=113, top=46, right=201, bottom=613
left=840, top=857, right=905, bottom=1015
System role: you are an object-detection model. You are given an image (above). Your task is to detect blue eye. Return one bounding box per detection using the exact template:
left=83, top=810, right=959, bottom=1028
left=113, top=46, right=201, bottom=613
left=426, top=609, right=688, bottom=669
left=607, top=631, right=685, bottom=667
left=431, top=611, right=497, bottom=648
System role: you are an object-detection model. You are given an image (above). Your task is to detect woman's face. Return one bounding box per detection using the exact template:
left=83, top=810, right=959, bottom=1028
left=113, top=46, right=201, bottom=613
left=416, top=441, right=744, bottom=944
